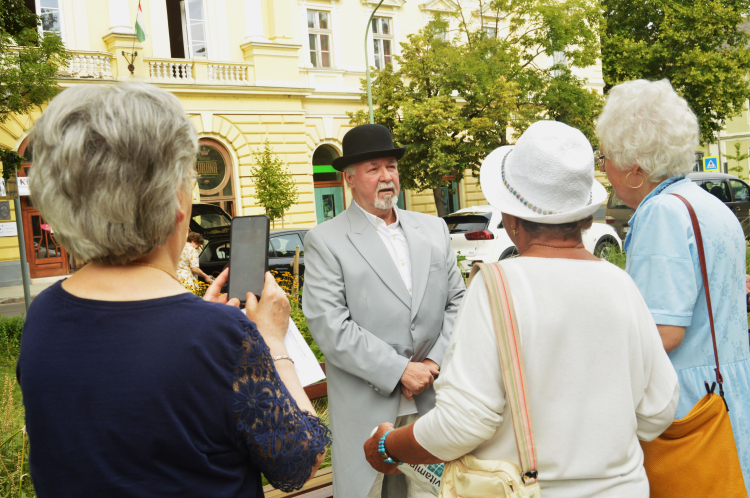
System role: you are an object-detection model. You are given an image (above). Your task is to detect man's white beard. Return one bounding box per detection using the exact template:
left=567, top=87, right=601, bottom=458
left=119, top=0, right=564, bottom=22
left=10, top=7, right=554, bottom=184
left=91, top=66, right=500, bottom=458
left=373, top=181, right=399, bottom=210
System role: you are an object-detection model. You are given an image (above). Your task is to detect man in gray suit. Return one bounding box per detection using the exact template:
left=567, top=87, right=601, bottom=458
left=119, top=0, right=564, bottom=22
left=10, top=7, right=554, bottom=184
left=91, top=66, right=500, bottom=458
left=303, top=124, right=465, bottom=498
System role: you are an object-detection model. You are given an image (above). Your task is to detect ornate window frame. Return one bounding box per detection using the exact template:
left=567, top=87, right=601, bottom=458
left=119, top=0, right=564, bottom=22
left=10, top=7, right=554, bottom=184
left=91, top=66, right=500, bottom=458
left=299, top=0, right=341, bottom=71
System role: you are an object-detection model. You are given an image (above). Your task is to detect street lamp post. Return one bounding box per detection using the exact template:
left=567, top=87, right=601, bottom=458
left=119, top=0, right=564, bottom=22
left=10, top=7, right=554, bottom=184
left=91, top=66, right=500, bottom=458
left=365, top=0, right=387, bottom=124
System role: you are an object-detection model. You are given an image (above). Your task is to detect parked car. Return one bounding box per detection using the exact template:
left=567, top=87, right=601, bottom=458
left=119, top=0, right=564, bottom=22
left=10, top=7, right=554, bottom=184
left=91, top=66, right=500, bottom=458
left=193, top=205, right=308, bottom=282
left=443, top=205, right=622, bottom=275
left=190, top=203, right=232, bottom=243
left=605, top=172, right=750, bottom=240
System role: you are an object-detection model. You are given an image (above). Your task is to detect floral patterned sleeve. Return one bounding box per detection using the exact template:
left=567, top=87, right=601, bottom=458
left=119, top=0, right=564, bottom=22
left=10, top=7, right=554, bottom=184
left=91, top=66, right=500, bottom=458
left=189, top=246, right=200, bottom=269
left=233, top=322, right=331, bottom=492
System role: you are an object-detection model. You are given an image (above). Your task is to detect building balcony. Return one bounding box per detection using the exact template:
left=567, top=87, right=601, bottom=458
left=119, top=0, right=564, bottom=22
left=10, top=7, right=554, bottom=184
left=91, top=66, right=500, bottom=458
left=145, top=58, right=252, bottom=85
left=58, top=51, right=116, bottom=79
left=55, top=41, right=308, bottom=93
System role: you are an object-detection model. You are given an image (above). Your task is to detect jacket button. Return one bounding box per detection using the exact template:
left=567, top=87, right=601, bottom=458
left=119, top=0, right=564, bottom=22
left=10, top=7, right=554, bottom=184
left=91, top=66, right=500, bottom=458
left=411, top=324, right=416, bottom=331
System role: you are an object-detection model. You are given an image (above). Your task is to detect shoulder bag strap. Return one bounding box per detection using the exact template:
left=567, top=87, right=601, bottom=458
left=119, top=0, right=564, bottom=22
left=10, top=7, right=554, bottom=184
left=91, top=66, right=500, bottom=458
left=468, top=262, right=538, bottom=484
left=668, top=194, right=725, bottom=401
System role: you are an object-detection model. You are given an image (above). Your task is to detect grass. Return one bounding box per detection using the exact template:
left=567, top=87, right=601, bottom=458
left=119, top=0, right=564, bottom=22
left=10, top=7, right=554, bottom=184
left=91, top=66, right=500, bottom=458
left=0, top=314, right=32, bottom=498
left=598, top=242, right=627, bottom=270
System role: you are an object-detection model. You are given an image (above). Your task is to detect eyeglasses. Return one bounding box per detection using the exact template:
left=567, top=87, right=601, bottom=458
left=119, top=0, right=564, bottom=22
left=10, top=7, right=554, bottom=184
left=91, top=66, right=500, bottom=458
left=594, top=150, right=607, bottom=171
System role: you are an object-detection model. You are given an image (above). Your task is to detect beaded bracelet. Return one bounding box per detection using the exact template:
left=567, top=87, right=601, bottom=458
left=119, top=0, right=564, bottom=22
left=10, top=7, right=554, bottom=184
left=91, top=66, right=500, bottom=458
left=378, top=430, right=402, bottom=465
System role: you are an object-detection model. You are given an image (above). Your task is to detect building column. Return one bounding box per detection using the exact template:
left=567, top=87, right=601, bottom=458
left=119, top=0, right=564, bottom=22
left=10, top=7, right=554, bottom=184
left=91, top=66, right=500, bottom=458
left=267, top=0, right=292, bottom=41
left=243, top=0, right=268, bottom=43
left=107, top=0, right=134, bottom=35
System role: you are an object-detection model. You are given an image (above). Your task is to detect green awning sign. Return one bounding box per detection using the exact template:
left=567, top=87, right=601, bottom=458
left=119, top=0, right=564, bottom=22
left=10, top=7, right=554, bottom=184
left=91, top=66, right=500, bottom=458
left=313, top=165, right=337, bottom=174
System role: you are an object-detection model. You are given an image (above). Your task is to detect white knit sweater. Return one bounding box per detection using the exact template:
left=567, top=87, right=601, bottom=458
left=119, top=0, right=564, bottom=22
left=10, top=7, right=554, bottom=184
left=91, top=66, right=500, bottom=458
left=414, top=257, right=679, bottom=498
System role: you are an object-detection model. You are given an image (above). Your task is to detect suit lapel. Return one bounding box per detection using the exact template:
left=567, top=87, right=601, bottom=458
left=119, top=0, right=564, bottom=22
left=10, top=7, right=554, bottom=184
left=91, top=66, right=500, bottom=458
left=401, top=211, right=431, bottom=319
left=346, top=205, right=412, bottom=309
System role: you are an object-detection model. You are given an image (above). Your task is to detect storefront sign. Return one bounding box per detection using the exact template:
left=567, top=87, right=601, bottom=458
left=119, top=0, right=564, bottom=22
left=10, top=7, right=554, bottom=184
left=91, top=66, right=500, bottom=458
left=196, top=145, right=229, bottom=195
left=0, top=222, right=17, bottom=237
left=17, top=176, right=30, bottom=196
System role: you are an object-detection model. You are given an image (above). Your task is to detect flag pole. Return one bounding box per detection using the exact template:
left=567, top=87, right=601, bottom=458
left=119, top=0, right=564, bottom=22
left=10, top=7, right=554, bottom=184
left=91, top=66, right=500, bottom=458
left=122, top=0, right=144, bottom=75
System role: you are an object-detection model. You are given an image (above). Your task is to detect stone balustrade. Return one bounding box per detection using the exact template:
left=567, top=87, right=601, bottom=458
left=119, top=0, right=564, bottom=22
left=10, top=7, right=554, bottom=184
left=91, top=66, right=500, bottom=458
left=208, top=63, right=250, bottom=84
left=59, top=52, right=114, bottom=79
left=145, top=58, right=253, bottom=85
left=148, top=61, right=194, bottom=82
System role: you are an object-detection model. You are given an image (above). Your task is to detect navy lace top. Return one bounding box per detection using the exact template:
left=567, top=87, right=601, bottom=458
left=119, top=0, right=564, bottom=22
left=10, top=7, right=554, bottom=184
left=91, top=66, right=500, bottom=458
left=16, top=282, right=330, bottom=498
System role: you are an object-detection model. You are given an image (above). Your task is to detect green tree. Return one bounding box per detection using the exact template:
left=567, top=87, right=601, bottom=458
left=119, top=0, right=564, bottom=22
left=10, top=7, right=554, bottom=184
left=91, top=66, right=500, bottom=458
left=601, top=0, right=750, bottom=145
left=725, top=142, right=750, bottom=179
left=0, top=0, right=69, bottom=176
left=350, top=0, right=602, bottom=216
left=251, top=140, right=299, bottom=228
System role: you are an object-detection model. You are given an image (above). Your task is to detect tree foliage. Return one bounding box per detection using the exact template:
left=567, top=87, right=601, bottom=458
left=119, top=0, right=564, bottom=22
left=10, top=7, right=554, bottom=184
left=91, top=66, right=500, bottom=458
left=0, top=0, right=69, bottom=179
left=601, top=0, right=750, bottom=145
left=350, top=0, right=602, bottom=216
left=0, top=0, right=69, bottom=121
left=251, top=140, right=299, bottom=228
left=725, top=142, right=750, bottom=178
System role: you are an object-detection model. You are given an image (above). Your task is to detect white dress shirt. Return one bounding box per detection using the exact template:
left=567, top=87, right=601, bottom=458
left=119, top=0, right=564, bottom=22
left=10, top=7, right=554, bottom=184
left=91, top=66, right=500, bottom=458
left=413, top=258, right=680, bottom=498
left=353, top=200, right=418, bottom=416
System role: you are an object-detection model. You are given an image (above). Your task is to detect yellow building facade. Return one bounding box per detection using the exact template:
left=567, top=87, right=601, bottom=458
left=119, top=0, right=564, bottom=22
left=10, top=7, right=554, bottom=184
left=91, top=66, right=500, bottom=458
left=0, top=0, right=604, bottom=284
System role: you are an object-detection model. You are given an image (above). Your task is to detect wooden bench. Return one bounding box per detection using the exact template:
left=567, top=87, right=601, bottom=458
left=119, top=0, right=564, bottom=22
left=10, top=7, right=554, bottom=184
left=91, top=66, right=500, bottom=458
left=263, top=468, right=333, bottom=498
left=263, top=363, right=333, bottom=497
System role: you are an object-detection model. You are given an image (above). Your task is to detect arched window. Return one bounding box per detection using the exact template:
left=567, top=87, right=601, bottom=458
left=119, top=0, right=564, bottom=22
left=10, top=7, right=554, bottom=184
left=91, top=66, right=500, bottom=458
left=196, top=138, right=236, bottom=216
left=312, top=144, right=345, bottom=224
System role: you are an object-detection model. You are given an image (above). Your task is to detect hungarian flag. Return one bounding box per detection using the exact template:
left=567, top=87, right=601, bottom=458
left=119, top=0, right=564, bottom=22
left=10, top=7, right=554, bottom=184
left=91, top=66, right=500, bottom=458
left=135, top=1, right=146, bottom=42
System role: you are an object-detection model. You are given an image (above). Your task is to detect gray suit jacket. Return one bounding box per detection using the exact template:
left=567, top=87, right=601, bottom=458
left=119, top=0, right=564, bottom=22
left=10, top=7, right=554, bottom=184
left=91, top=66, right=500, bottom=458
left=302, top=204, right=465, bottom=498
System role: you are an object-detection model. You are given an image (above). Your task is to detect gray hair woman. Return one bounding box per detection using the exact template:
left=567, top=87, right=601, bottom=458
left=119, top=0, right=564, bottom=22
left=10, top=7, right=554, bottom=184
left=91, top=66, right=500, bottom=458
left=363, top=120, right=679, bottom=497
left=16, top=83, right=329, bottom=497
left=596, top=79, right=750, bottom=490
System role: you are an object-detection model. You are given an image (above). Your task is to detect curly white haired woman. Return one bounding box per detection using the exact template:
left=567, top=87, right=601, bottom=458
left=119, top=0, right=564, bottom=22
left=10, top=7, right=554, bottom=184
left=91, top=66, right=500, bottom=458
left=596, top=79, right=750, bottom=491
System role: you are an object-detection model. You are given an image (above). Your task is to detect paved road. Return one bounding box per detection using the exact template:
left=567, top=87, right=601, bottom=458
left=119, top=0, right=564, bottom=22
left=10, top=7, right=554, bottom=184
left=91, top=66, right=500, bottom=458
left=0, top=302, right=27, bottom=318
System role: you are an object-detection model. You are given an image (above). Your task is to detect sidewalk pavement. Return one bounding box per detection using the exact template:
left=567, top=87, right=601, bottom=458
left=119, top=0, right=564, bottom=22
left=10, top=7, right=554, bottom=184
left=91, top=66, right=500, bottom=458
left=0, top=275, right=67, bottom=304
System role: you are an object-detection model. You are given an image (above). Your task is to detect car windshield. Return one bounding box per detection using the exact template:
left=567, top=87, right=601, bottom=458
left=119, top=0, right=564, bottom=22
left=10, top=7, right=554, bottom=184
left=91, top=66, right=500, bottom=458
left=192, top=212, right=231, bottom=230
left=608, top=192, right=628, bottom=208
left=443, top=214, right=491, bottom=233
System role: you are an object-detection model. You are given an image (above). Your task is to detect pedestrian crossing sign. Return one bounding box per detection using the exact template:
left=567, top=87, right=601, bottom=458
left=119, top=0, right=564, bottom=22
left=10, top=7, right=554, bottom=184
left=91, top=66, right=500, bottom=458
left=703, top=156, right=719, bottom=172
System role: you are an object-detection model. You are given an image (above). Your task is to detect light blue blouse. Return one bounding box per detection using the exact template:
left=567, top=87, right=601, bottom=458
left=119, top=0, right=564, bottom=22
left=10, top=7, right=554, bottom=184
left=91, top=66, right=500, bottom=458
left=625, top=176, right=750, bottom=490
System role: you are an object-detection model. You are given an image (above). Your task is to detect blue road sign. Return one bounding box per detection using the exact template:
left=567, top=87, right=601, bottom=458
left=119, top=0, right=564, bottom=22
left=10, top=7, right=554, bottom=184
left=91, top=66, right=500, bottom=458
left=703, top=156, right=719, bottom=172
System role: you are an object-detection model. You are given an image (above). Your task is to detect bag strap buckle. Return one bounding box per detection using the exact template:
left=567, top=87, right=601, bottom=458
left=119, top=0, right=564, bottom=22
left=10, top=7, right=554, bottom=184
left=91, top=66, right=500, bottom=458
left=523, top=470, right=538, bottom=484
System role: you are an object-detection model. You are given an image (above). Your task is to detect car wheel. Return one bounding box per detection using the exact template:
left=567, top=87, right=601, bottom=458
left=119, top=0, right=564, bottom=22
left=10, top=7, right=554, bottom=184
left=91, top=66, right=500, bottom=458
left=499, top=247, right=519, bottom=260
left=594, top=236, right=619, bottom=259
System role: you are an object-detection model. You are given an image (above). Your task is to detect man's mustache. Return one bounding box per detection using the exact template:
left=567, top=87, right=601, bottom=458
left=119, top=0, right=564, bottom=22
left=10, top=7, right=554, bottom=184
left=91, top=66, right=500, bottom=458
left=376, top=182, right=397, bottom=194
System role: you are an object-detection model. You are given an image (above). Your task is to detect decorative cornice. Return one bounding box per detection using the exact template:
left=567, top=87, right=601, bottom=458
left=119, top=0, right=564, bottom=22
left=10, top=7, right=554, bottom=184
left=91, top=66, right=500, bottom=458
left=419, top=0, right=458, bottom=13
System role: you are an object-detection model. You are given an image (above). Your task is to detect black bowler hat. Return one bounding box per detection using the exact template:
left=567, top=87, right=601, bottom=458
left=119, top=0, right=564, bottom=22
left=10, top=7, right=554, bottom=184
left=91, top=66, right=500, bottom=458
left=331, top=124, right=406, bottom=171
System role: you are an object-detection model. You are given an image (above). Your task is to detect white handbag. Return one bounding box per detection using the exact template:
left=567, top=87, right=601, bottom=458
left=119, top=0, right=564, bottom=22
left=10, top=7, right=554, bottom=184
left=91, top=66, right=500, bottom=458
left=439, top=263, right=542, bottom=498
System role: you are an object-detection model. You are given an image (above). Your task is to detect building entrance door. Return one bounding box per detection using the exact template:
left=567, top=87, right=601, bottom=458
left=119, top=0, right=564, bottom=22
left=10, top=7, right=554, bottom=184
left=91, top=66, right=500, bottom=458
left=315, top=186, right=345, bottom=224
left=18, top=169, right=70, bottom=278
left=312, top=144, right=346, bottom=225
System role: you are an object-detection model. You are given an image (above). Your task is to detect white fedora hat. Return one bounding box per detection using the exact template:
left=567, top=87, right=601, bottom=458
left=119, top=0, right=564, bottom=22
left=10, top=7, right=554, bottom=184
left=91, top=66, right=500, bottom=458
left=480, top=120, right=608, bottom=224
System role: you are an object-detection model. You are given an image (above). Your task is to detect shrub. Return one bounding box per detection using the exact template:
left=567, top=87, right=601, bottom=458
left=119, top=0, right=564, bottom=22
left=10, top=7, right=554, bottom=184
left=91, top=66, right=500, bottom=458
left=0, top=316, right=24, bottom=360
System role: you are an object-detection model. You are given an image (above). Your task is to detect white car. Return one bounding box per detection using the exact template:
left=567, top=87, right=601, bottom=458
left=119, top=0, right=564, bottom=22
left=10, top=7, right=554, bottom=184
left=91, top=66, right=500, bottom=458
left=443, top=205, right=622, bottom=275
